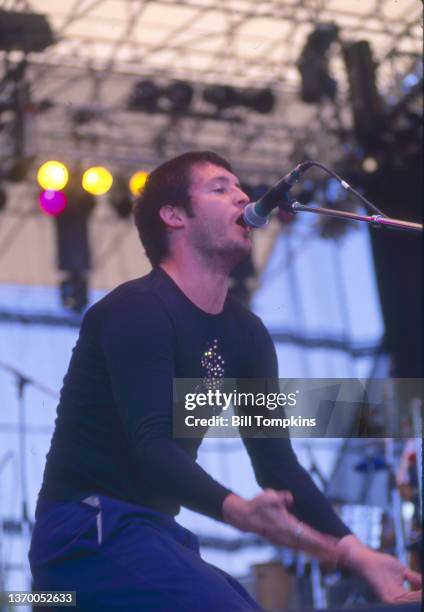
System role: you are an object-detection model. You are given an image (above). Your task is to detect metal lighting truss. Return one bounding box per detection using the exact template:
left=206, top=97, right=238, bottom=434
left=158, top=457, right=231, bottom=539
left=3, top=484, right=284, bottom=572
left=0, top=0, right=421, bottom=289
left=0, top=0, right=421, bottom=177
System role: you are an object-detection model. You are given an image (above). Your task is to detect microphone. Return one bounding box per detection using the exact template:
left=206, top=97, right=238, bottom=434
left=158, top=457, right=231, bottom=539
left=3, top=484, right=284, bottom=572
left=242, top=162, right=311, bottom=228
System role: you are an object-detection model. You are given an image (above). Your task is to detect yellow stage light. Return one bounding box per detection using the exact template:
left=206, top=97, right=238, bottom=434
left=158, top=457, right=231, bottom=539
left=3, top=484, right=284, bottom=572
left=82, top=166, right=113, bottom=196
left=37, top=161, right=69, bottom=191
left=129, top=171, right=148, bottom=196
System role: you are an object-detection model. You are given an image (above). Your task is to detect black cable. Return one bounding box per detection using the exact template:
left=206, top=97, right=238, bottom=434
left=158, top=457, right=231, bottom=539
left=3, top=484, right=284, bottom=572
left=298, top=160, right=387, bottom=217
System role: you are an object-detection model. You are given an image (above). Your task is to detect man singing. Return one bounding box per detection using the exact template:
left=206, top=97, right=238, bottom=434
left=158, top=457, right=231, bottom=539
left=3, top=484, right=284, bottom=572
left=30, top=151, right=421, bottom=610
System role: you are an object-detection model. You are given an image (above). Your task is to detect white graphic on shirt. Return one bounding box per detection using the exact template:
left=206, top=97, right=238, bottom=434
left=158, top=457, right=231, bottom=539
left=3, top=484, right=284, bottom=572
left=200, top=338, right=225, bottom=390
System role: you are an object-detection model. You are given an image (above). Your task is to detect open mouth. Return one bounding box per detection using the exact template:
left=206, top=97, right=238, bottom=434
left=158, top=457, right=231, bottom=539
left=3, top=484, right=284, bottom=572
left=235, top=213, right=247, bottom=227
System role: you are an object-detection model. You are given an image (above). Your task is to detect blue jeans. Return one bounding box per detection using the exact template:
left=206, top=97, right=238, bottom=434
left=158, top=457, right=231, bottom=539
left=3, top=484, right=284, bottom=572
left=29, top=494, right=262, bottom=611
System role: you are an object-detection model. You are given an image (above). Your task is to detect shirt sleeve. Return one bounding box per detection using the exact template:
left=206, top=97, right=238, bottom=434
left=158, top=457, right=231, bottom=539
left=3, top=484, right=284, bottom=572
left=242, top=316, right=351, bottom=538
left=98, top=289, right=231, bottom=521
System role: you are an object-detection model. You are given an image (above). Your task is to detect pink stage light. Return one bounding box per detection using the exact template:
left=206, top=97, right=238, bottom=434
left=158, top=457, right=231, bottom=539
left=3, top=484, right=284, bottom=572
left=39, top=190, right=67, bottom=216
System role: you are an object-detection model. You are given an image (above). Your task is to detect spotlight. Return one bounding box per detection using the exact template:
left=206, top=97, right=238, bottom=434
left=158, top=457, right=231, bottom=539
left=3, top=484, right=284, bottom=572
left=37, top=160, right=69, bottom=191
left=203, top=85, right=235, bottom=110
left=297, top=23, right=339, bottom=103
left=203, top=85, right=275, bottom=114
left=241, top=88, right=275, bottom=114
left=82, top=166, right=113, bottom=196
left=305, top=23, right=339, bottom=54
left=127, top=79, right=161, bottom=112
left=362, top=156, right=379, bottom=173
left=129, top=171, right=149, bottom=196
left=39, top=190, right=67, bottom=216
left=0, top=10, right=55, bottom=53
left=342, top=40, right=384, bottom=152
left=128, top=79, right=194, bottom=115
left=164, top=81, right=194, bottom=113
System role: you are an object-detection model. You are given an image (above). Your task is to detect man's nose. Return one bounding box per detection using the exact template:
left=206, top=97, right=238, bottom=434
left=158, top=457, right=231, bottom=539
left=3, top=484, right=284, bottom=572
left=235, top=188, right=250, bottom=207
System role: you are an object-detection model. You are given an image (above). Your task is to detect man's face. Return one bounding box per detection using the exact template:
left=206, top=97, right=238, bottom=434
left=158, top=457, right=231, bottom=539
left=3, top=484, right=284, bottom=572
left=183, top=163, right=251, bottom=264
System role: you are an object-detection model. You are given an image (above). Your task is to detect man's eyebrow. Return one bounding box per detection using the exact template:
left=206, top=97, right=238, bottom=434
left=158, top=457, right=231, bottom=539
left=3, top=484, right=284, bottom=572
left=208, top=175, right=242, bottom=188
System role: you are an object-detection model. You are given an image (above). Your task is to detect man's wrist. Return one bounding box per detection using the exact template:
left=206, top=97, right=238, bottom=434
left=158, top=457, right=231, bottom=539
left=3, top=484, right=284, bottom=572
left=222, top=493, right=250, bottom=531
left=336, top=534, right=371, bottom=571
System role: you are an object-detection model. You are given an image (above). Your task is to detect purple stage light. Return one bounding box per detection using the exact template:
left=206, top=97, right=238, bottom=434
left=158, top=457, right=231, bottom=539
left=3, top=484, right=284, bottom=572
left=39, top=189, right=67, bottom=215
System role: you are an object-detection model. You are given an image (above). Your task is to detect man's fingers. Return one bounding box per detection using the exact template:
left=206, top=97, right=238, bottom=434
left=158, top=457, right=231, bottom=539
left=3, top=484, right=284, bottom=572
left=393, top=589, right=423, bottom=603
left=404, top=568, right=423, bottom=589
left=262, top=488, right=293, bottom=507
left=277, top=491, right=294, bottom=506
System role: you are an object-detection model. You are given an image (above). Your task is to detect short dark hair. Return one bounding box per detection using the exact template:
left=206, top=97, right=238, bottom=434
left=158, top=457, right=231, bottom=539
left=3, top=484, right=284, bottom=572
left=134, top=151, right=233, bottom=266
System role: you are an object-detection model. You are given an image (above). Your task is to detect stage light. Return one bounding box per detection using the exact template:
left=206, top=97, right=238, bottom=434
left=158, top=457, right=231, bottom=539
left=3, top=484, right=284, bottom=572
left=164, top=81, right=194, bottom=113
left=82, top=166, right=113, bottom=196
left=37, top=160, right=69, bottom=191
left=362, top=157, right=378, bottom=173
left=128, top=79, right=161, bottom=112
left=241, top=88, right=275, bottom=114
left=39, top=190, right=67, bottom=216
left=203, top=85, right=275, bottom=114
left=297, top=23, right=339, bottom=103
left=128, top=79, right=194, bottom=115
left=342, top=40, right=384, bottom=152
left=129, top=171, right=149, bottom=196
left=203, top=85, right=235, bottom=110
left=0, top=9, right=54, bottom=53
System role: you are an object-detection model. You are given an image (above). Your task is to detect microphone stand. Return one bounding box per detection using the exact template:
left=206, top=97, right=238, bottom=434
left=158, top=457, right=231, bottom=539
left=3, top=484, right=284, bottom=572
left=286, top=201, right=422, bottom=234
left=0, top=361, right=58, bottom=592
left=0, top=451, right=14, bottom=598
left=282, top=160, right=423, bottom=234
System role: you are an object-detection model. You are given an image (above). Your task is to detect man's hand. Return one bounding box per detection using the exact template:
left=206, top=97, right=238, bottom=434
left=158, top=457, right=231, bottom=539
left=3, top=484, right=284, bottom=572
left=336, top=534, right=423, bottom=603
left=222, top=490, right=339, bottom=564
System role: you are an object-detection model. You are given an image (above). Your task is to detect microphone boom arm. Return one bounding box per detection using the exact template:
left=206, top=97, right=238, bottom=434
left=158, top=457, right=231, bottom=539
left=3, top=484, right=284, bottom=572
left=284, top=199, right=423, bottom=234
left=281, top=161, right=423, bottom=235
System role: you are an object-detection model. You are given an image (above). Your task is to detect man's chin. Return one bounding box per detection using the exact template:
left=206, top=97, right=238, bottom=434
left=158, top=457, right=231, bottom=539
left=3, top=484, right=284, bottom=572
left=206, top=237, right=252, bottom=269
left=227, top=239, right=252, bottom=264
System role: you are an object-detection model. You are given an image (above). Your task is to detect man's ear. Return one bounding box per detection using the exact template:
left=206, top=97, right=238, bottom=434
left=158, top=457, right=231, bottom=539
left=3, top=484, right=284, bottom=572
left=159, top=205, right=186, bottom=229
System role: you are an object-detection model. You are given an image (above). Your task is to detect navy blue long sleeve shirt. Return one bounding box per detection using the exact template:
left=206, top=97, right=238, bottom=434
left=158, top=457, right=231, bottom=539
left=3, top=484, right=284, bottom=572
left=37, top=267, right=349, bottom=537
